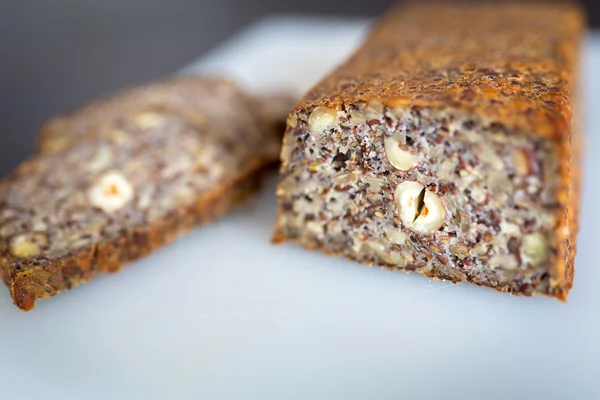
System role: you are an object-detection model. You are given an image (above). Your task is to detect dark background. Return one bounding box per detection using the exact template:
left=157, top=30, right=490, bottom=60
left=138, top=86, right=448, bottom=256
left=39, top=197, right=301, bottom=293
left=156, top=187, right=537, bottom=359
left=0, top=0, right=597, bottom=175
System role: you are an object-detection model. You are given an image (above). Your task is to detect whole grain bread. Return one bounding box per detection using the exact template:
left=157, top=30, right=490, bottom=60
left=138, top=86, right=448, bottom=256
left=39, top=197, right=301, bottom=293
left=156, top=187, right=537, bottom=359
left=0, top=76, right=289, bottom=311
left=273, top=2, right=584, bottom=299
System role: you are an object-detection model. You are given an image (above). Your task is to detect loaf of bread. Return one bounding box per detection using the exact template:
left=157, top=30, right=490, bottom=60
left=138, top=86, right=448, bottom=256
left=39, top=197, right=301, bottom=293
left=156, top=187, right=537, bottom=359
left=273, top=2, right=584, bottom=299
left=0, top=76, right=287, bottom=311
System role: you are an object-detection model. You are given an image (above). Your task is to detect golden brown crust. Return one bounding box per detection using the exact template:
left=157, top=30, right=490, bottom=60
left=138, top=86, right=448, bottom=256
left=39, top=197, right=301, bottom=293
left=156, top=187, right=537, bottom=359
left=297, top=2, right=584, bottom=141
left=556, top=57, right=583, bottom=299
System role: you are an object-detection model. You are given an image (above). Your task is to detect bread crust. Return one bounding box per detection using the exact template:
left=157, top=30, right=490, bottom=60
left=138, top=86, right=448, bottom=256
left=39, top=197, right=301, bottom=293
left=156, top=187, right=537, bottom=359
left=297, top=2, right=583, bottom=141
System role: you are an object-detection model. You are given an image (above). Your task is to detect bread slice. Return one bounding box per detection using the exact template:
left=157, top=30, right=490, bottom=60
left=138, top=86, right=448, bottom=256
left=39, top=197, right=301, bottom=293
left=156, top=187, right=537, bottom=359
left=0, top=76, right=288, bottom=311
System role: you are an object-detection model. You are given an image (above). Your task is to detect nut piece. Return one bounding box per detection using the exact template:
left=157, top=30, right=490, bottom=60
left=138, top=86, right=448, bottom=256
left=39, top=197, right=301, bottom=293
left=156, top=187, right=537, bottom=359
left=308, top=106, right=337, bottom=133
left=521, top=232, right=548, bottom=266
left=306, top=221, right=323, bottom=236
left=280, top=135, right=294, bottom=166
left=394, top=181, right=446, bottom=235
left=332, top=172, right=358, bottom=189
left=287, top=114, right=298, bottom=128
left=490, top=254, right=518, bottom=270
left=363, top=175, right=386, bottom=193
left=349, top=110, right=366, bottom=125
left=500, top=221, right=521, bottom=235
left=470, top=187, right=486, bottom=204
left=450, top=244, right=469, bottom=259
left=366, top=240, right=386, bottom=254
left=88, top=171, right=134, bottom=213
left=384, top=136, right=418, bottom=171
left=385, top=226, right=408, bottom=245
left=132, top=111, right=164, bottom=130
left=9, top=232, right=49, bottom=258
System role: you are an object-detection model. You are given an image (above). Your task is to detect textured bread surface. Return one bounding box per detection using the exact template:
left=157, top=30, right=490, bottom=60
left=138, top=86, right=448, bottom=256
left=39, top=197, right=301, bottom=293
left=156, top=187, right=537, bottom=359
left=0, top=76, right=287, bottom=311
left=273, top=2, right=584, bottom=299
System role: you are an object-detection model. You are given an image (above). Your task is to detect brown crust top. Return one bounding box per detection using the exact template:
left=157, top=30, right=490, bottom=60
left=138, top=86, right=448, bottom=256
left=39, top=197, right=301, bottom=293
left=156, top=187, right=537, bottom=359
left=297, top=2, right=584, bottom=141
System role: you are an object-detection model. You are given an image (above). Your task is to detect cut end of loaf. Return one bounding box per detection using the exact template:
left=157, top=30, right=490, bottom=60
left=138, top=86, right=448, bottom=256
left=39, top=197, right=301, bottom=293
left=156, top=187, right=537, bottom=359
left=274, top=101, right=573, bottom=299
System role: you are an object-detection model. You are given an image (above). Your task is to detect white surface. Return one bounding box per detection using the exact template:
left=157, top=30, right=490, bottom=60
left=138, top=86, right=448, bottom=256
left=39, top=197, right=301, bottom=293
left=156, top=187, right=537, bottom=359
left=1, top=17, right=599, bottom=400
